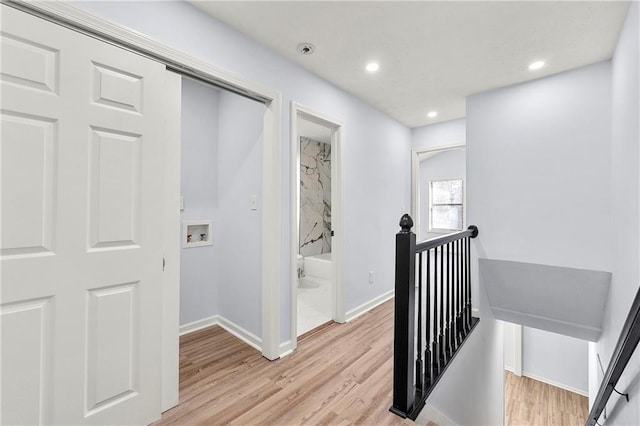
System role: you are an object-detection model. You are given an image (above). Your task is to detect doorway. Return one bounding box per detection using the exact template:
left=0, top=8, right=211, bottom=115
left=290, top=102, right=345, bottom=350
left=502, top=322, right=590, bottom=424
left=411, top=144, right=466, bottom=241
left=178, top=76, right=265, bottom=347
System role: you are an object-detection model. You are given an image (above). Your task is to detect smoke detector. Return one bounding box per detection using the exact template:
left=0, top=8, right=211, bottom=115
left=297, top=43, right=315, bottom=55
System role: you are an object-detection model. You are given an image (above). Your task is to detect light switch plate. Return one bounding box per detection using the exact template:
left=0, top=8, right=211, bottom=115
left=250, top=195, right=257, bottom=210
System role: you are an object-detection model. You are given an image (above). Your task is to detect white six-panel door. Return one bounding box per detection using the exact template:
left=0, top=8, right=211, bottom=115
left=1, top=5, right=167, bottom=424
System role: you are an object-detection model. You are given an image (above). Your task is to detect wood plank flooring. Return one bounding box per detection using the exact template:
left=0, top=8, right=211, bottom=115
left=156, top=300, right=415, bottom=425
left=157, top=300, right=591, bottom=425
left=505, top=370, right=589, bottom=426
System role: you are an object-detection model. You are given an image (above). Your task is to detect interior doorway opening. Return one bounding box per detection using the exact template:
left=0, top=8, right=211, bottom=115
left=297, top=118, right=332, bottom=335
left=411, top=144, right=466, bottom=241
left=290, top=103, right=345, bottom=349
left=178, top=76, right=265, bottom=345
left=502, top=321, right=590, bottom=425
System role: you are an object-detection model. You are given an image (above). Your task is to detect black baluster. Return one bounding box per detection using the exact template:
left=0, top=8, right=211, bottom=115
left=452, top=240, right=458, bottom=349
left=425, top=249, right=432, bottom=385
left=452, top=239, right=457, bottom=347
left=439, top=243, right=446, bottom=366
left=456, top=238, right=463, bottom=344
left=447, top=242, right=454, bottom=356
left=466, top=236, right=471, bottom=332
left=415, top=252, right=423, bottom=396
left=432, top=246, right=440, bottom=376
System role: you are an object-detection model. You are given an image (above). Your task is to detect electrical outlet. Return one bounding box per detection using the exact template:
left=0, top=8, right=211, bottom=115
left=369, top=271, right=375, bottom=284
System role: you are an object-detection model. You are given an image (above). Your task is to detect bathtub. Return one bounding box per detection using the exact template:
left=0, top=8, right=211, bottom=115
left=304, top=252, right=332, bottom=280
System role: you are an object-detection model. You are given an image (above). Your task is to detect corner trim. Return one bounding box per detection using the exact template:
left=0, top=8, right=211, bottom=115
left=179, top=315, right=262, bottom=353
left=179, top=315, right=219, bottom=336
left=217, top=316, right=262, bottom=352
left=279, top=340, right=294, bottom=358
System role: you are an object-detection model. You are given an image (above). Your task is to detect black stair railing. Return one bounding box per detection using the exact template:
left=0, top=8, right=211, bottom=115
left=390, top=214, right=480, bottom=419
left=586, top=285, right=640, bottom=426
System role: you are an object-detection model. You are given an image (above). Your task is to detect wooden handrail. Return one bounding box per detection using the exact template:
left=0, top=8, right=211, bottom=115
left=415, top=225, right=478, bottom=253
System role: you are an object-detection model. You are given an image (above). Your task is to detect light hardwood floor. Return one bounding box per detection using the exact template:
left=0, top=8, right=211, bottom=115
left=505, top=370, right=589, bottom=426
left=157, top=300, right=416, bottom=425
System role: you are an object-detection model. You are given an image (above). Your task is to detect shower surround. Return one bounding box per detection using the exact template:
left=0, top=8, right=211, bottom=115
left=299, top=137, right=331, bottom=256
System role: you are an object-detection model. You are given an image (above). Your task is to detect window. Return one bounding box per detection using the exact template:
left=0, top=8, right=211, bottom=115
left=429, top=178, right=464, bottom=231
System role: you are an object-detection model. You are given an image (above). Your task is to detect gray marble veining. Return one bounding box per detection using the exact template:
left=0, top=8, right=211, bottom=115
left=299, top=137, right=331, bottom=256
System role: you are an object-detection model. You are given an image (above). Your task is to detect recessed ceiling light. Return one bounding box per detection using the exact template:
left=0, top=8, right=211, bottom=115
left=427, top=111, right=438, bottom=118
left=366, top=62, right=379, bottom=72
left=528, top=61, right=545, bottom=71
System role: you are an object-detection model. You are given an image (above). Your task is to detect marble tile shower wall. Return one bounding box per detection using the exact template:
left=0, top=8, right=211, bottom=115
left=299, top=137, right=331, bottom=256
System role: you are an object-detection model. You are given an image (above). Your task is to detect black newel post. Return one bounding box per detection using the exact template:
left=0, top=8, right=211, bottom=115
left=390, top=214, right=416, bottom=418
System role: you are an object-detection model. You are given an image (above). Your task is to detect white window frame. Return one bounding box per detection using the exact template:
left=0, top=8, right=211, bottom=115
left=428, top=177, right=465, bottom=233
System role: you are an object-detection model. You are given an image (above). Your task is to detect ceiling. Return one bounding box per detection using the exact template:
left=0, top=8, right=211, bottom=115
left=191, top=1, right=629, bottom=128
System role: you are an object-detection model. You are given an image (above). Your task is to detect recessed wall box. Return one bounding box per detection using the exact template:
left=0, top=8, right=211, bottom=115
left=182, top=221, right=212, bottom=248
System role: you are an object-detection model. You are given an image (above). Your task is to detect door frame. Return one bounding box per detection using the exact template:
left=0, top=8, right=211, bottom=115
left=411, top=143, right=466, bottom=241
left=289, top=102, right=345, bottom=352
left=7, top=0, right=285, bottom=412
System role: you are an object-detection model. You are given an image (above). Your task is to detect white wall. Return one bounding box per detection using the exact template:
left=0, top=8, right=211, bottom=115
left=427, top=275, right=504, bottom=425
left=180, top=78, right=220, bottom=325
left=466, top=61, right=612, bottom=274
left=216, top=91, right=264, bottom=337
left=594, top=2, right=640, bottom=423
left=412, top=118, right=466, bottom=151
left=418, top=149, right=466, bottom=239
left=522, top=327, right=588, bottom=395
left=73, top=1, right=412, bottom=344
left=464, top=60, right=613, bottom=426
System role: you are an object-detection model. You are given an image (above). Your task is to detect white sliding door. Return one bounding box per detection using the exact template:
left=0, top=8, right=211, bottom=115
left=1, top=5, right=168, bottom=424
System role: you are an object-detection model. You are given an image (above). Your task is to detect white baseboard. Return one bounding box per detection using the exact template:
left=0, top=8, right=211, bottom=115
left=216, top=316, right=262, bottom=352
left=279, top=340, right=294, bottom=358
left=522, top=371, right=589, bottom=397
left=180, top=289, right=395, bottom=359
left=179, top=315, right=218, bottom=336
left=179, top=315, right=262, bottom=353
left=345, top=289, right=394, bottom=322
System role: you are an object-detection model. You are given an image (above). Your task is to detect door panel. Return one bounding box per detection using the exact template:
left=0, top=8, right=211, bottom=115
left=88, top=127, right=142, bottom=249
left=1, top=111, right=57, bottom=256
left=0, top=297, right=54, bottom=425
left=85, top=282, right=139, bottom=415
left=1, top=5, right=166, bottom=424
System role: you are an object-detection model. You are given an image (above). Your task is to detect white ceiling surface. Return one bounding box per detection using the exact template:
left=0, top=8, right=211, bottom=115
left=191, top=1, right=629, bottom=128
